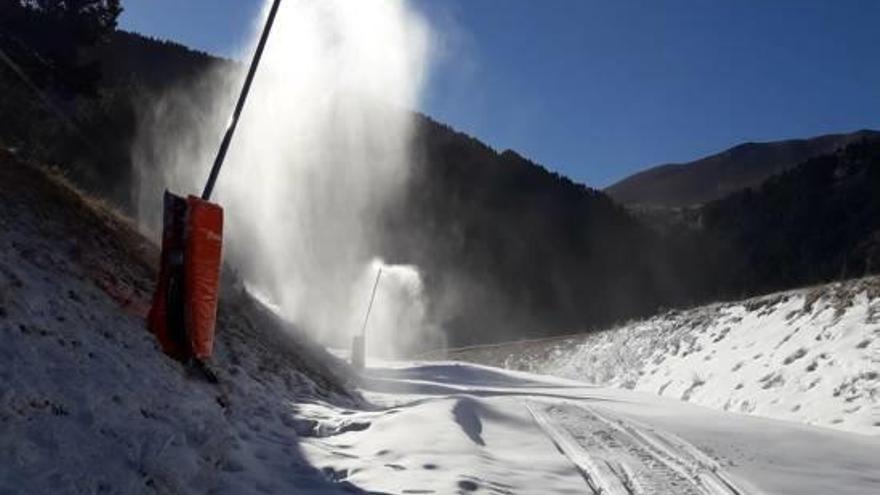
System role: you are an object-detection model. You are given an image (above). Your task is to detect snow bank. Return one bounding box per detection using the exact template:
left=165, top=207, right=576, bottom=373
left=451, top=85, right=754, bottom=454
left=441, top=278, right=880, bottom=435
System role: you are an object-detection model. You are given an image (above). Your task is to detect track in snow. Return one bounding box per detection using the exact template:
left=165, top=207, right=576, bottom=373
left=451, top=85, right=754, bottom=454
left=526, top=401, right=747, bottom=495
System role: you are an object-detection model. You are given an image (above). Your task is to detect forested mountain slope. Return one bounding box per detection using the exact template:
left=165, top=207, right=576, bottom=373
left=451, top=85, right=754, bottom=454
left=606, top=130, right=880, bottom=207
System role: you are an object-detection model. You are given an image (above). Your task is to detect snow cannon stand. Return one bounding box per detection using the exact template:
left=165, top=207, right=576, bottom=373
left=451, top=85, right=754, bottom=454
left=146, top=0, right=279, bottom=382
left=351, top=335, right=365, bottom=370
left=148, top=191, right=223, bottom=368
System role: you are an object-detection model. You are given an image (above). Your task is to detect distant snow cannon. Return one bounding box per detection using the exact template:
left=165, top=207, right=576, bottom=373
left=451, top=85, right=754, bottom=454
left=147, top=0, right=282, bottom=379
left=351, top=267, right=382, bottom=370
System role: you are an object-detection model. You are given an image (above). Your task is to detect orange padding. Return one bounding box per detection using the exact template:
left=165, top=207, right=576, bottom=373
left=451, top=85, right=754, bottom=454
left=184, top=195, right=224, bottom=359
left=147, top=191, right=224, bottom=361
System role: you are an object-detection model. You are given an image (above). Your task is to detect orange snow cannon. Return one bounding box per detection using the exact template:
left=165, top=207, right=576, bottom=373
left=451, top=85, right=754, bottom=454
left=148, top=0, right=280, bottom=379
left=148, top=192, right=223, bottom=362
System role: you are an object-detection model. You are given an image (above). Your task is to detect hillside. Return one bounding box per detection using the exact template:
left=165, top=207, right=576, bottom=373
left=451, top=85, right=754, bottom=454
left=696, top=137, right=880, bottom=300
left=606, top=130, right=880, bottom=207
left=95, top=30, right=232, bottom=91
left=383, top=117, right=663, bottom=344
left=0, top=151, right=366, bottom=493
left=434, top=275, right=880, bottom=436
left=392, top=126, right=880, bottom=344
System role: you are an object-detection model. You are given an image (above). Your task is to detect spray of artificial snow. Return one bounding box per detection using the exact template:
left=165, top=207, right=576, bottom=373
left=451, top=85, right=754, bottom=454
left=133, top=0, right=443, bottom=358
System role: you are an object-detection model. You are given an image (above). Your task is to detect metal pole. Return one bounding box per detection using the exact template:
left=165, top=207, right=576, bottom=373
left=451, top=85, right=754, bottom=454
left=201, top=0, right=282, bottom=200
left=360, top=267, right=383, bottom=341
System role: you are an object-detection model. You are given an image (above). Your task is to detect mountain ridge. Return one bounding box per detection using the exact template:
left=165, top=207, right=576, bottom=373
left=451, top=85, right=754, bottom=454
left=606, top=129, right=880, bottom=207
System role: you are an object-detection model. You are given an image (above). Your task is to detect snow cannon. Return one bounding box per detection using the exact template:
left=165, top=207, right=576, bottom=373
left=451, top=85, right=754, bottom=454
left=350, top=335, right=365, bottom=370
left=351, top=267, right=382, bottom=370
left=146, top=0, right=281, bottom=377
left=148, top=192, right=223, bottom=362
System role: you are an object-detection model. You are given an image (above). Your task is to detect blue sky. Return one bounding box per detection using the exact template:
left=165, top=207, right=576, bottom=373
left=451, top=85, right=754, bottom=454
left=120, top=0, right=880, bottom=187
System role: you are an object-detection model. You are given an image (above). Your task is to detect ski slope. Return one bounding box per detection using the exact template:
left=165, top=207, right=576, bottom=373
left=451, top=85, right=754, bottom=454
left=290, top=361, right=879, bottom=494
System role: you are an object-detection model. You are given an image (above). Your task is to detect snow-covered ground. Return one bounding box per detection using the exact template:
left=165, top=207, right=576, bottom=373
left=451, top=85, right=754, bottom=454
left=438, top=280, right=880, bottom=436
left=2, top=157, right=879, bottom=494
left=0, top=159, right=362, bottom=494
left=293, top=360, right=879, bottom=494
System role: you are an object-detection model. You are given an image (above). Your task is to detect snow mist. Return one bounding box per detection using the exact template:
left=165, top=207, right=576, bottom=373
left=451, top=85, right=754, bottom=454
left=133, top=0, right=441, bottom=358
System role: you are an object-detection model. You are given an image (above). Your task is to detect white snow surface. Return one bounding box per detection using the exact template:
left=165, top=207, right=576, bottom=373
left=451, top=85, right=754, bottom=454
left=307, top=360, right=879, bottom=494
left=439, top=280, right=880, bottom=436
